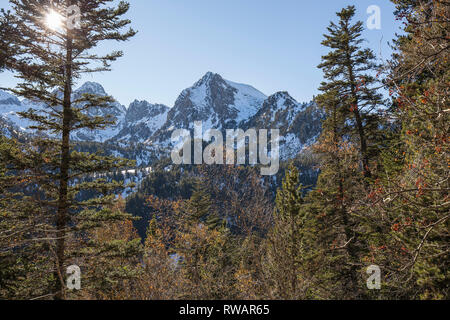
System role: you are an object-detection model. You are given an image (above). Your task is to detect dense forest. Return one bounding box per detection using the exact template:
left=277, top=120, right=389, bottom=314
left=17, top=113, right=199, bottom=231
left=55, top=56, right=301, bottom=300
left=0, top=0, right=448, bottom=300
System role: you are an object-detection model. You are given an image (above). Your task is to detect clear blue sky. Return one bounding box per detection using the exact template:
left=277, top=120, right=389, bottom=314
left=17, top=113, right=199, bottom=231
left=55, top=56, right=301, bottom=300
left=1, top=0, right=401, bottom=107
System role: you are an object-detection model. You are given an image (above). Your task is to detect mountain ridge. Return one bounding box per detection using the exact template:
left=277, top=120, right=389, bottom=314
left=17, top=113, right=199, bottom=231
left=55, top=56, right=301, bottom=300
left=0, top=72, right=322, bottom=163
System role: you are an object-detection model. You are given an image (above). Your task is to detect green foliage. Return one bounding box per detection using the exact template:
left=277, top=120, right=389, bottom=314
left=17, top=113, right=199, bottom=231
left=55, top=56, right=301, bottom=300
left=264, top=164, right=317, bottom=299
left=362, top=0, right=449, bottom=299
left=186, top=180, right=213, bottom=224
left=317, top=5, right=384, bottom=179
left=0, top=0, right=138, bottom=300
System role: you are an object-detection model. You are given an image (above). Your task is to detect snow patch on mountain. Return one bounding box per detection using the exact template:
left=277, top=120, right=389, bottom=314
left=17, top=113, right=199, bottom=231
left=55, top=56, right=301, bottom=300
left=224, top=79, right=267, bottom=123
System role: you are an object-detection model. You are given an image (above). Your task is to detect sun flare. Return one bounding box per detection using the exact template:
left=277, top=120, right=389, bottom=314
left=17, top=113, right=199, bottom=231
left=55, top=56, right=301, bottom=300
left=45, top=10, right=63, bottom=31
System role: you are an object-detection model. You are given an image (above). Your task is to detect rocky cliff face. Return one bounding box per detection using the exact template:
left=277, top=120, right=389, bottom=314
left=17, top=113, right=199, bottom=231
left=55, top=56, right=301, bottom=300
left=112, top=99, right=169, bottom=145
left=242, top=91, right=323, bottom=159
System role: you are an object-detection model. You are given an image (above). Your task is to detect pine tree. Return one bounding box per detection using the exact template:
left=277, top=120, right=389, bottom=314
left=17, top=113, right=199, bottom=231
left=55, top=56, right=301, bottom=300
left=174, top=177, right=239, bottom=299
left=317, top=5, right=383, bottom=179
left=175, top=216, right=238, bottom=299
left=79, top=199, right=143, bottom=300
left=308, top=5, right=386, bottom=299
left=205, top=210, right=224, bottom=230
left=1, top=0, right=138, bottom=300
left=310, top=90, right=365, bottom=298
left=0, top=9, right=19, bottom=70
left=0, top=136, right=54, bottom=298
left=186, top=179, right=213, bottom=224
left=265, top=163, right=313, bottom=299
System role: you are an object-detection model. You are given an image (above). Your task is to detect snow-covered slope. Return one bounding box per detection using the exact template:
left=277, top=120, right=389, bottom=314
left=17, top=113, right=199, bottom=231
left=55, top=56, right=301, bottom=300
left=0, top=82, right=126, bottom=142
left=224, top=78, right=268, bottom=123
left=71, top=82, right=127, bottom=142
left=0, top=89, right=46, bottom=133
left=0, top=117, right=21, bottom=139
left=112, top=99, right=169, bottom=144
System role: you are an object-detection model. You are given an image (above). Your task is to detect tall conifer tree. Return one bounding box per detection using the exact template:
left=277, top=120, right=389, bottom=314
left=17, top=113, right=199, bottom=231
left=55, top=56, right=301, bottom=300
left=311, top=6, right=385, bottom=298
left=265, top=164, right=313, bottom=299
left=311, top=90, right=365, bottom=298
left=1, top=0, right=138, bottom=299
left=318, top=5, right=383, bottom=179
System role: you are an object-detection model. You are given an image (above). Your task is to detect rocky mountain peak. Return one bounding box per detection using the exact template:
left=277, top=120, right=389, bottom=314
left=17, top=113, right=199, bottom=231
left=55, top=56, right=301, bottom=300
left=112, top=100, right=169, bottom=145
left=269, top=91, right=293, bottom=100
left=148, top=72, right=268, bottom=146
left=266, top=90, right=294, bottom=103
left=76, top=81, right=107, bottom=96
left=126, top=100, right=169, bottom=124
left=193, top=71, right=225, bottom=87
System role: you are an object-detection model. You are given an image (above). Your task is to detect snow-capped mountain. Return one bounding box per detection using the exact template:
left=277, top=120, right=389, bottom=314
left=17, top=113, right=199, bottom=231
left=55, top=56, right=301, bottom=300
left=0, top=82, right=126, bottom=142
left=0, top=89, right=45, bottom=133
left=0, top=72, right=323, bottom=162
left=0, top=117, right=19, bottom=139
left=242, top=91, right=323, bottom=159
left=149, top=72, right=268, bottom=147
left=147, top=73, right=322, bottom=158
left=113, top=99, right=169, bottom=145
left=71, top=82, right=127, bottom=142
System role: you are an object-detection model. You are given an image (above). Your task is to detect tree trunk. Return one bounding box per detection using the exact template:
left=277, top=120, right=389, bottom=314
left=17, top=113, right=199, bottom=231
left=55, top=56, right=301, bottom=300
left=54, top=35, right=73, bottom=300
left=344, top=27, right=371, bottom=179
